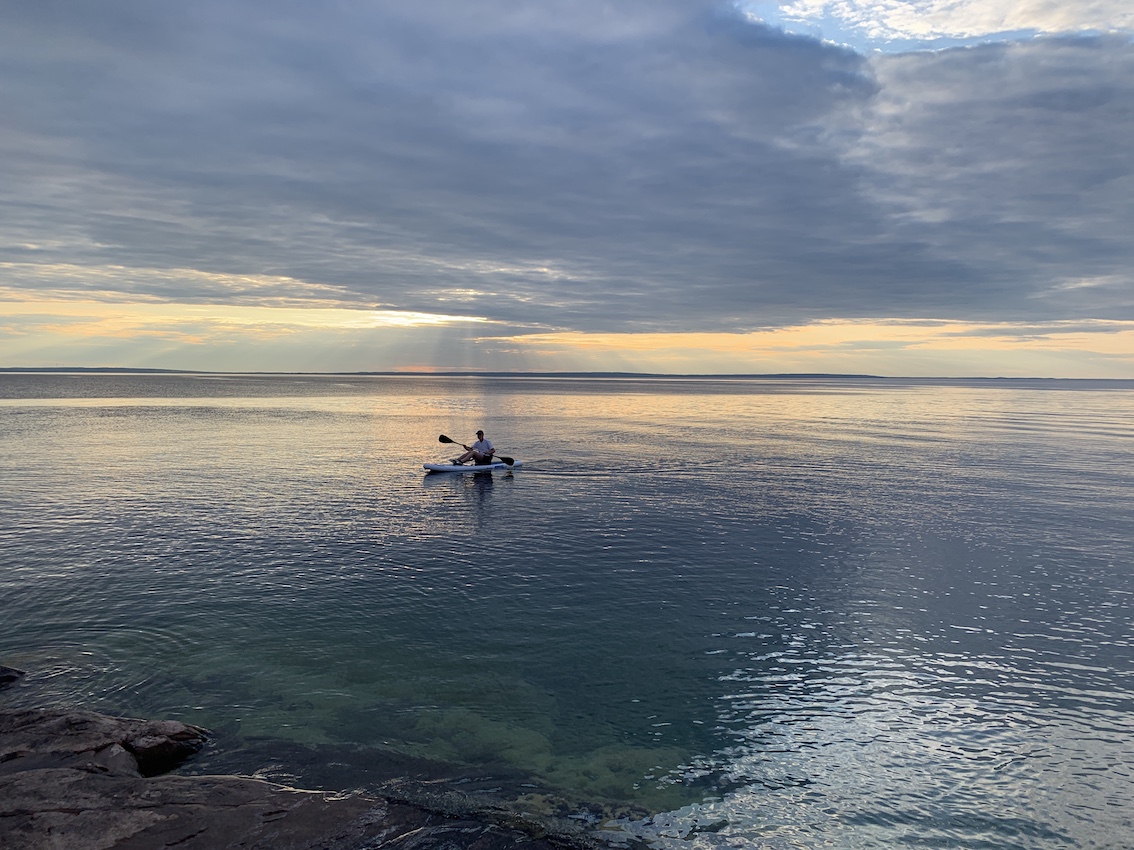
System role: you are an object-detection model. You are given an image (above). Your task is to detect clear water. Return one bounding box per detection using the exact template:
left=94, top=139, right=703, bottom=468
left=2, top=373, right=1132, bottom=849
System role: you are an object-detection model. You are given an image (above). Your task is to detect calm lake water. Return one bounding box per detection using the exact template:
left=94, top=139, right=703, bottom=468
left=2, top=373, right=1132, bottom=849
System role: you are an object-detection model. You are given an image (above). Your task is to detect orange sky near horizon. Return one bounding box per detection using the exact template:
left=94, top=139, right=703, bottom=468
left=1, top=300, right=1131, bottom=378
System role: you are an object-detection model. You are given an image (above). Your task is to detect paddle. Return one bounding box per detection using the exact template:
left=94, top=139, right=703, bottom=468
left=438, top=434, right=514, bottom=466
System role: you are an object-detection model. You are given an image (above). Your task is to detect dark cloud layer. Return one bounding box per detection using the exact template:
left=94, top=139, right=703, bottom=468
left=1, top=0, right=1131, bottom=333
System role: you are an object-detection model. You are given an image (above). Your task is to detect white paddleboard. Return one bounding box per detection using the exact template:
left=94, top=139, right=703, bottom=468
left=423, top=460, right=522, bottom=473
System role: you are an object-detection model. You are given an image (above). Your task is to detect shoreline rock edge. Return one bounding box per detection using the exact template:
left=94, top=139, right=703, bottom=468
left=0, top=708, right=631, bottom=850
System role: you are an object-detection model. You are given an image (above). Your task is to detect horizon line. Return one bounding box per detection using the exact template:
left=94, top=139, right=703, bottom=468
left=2, top=366, right=1132, bottom=382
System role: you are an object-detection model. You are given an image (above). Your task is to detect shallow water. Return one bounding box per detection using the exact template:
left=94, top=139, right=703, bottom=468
left=2, top=373, right=1132, bottom=848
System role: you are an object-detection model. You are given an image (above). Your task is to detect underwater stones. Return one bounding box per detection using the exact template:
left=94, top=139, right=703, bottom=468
left=0, top=666, right=25, bottom=688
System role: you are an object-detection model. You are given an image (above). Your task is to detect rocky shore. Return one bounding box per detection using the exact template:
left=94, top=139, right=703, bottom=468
left=0, top=666, right=634, bottom=850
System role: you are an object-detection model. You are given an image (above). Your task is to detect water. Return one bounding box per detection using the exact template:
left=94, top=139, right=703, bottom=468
left=2, top=373, right=1132, bottom=849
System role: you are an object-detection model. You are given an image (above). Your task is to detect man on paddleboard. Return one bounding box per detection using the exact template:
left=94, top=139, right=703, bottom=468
left=452, top=430, right=495, bottom=465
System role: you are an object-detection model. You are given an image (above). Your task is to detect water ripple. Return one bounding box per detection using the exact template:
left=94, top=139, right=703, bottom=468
left=3, top=375, right=1133, bottom=850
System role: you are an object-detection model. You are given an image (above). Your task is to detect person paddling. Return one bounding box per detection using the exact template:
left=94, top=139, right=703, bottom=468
left=452, top=430, right=495, bottom=465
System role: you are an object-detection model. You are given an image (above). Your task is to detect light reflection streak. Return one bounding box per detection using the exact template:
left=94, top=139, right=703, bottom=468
left=620, top=642, right=1132, bottom=848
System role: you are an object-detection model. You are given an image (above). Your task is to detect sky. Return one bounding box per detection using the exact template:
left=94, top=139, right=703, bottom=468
left=1, top=0, right=1132, bottom=377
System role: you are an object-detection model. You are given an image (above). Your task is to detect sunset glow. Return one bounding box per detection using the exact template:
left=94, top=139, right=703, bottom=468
left=1, top=2, right=1131, bottom=376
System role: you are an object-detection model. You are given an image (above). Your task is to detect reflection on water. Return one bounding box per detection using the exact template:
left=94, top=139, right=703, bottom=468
left=2, top=374, right=1133, bottom=849
left=423, top=467, right=497, bottom=498
left=422, top=469, right=516, bottom=535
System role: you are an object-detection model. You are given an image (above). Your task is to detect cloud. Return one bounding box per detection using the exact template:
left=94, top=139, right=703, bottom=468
left=4, top=303, right=1128, bottom=375
left=0, top=262, right=360, bottom=307
left=776, top=0, right=1134, bottom=41
left=0, top=0, right=1131, bottom=358
left=841, top=36, right=1134, bottom=321
left=479, top=318, right=1134, bottom=375
left=0, top=299, right=498, bottom=372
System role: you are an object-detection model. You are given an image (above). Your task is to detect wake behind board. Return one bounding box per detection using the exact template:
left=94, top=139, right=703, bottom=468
left=424, top=460, right=522, bottom=473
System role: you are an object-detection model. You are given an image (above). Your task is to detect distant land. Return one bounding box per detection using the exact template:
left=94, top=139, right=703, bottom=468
left=1, top=366, right=197, bottom=374
left=3, top=366, right=879, bottom=378
left=2, top=367, right=1133, bottom=384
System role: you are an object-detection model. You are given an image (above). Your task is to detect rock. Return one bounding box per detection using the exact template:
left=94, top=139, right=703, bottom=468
left=88, top=743, right=143, bottom=778
left=0, top=765, right=599, bottom=850
left=0, top=666, right=25, bottom=688
left=1, top=768, right=384, bottom=850
left=0, top=708, right=207, bottom=777
left=126, top=724, right=210, bottom=777
left=0, top=708, right=629, bottom=849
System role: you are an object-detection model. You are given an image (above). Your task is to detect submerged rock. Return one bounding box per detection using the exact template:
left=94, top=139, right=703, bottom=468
left=0, top=707, right=628, bottom=849
left=0, top=666, right=25, bottom=688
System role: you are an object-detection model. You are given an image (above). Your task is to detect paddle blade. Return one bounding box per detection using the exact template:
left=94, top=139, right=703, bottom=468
left=438, top=434, right=457, bottom=444
left=497, top=456, right=514, bottom=466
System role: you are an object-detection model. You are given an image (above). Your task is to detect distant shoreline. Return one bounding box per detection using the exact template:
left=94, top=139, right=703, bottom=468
left=0, top=366, right=880, bottom=378
left=1, top=367, right=1132, bottom=384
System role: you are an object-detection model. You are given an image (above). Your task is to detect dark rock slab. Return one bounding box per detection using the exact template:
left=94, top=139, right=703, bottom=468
left=0, top=708, right=630, bottom=850
left=0, top=708, right=207, bottom=777
left=1, top=768, right=580, bottom=850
